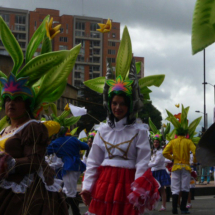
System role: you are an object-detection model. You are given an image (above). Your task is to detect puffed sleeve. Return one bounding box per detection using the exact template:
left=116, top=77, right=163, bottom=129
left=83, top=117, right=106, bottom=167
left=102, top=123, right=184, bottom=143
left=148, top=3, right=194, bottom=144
left=135, top=129, right=151, bottom=179
left=82, top=131, right=105, bottom=192
left=148, top=150, right=164, bottom=168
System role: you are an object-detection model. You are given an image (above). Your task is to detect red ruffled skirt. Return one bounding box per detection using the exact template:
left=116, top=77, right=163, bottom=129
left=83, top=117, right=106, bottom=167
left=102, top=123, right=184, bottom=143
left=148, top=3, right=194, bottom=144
left=88, top=166, right=160, bottom=215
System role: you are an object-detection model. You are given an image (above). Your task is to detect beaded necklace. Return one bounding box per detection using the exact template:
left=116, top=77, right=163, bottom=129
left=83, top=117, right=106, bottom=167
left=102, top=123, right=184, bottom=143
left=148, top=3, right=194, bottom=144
left=4, top=126, right=18, bottom=135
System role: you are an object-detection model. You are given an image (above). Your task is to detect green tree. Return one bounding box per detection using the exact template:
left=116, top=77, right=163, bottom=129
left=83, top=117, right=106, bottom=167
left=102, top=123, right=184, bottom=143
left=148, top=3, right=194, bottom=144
left=138, top=101, right=162, bottom=130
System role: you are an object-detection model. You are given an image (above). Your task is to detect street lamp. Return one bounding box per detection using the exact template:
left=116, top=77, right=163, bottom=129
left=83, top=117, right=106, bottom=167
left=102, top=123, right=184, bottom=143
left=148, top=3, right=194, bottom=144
left=195, top=110, right=208, bottom=131
left=204, top=82, right=215, bottom=105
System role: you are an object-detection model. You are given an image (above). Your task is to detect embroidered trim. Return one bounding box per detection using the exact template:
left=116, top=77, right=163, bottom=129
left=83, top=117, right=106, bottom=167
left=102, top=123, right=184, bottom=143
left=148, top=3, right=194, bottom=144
left=99, top=133, right=138, bottom=159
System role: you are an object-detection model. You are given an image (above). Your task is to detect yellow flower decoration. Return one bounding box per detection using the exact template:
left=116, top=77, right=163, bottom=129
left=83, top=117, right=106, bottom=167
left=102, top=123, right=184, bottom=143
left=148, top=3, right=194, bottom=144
left=46, top=17, right=61, bottom=40
left=64, top=103, right=70, bottom=111
left=43, top=121, right=61, bottom=137
left=96, top=18, right=112, bottom=33
left=162, top=123, right=167, bottom=128
left=175, top=104, right=180, bottom=108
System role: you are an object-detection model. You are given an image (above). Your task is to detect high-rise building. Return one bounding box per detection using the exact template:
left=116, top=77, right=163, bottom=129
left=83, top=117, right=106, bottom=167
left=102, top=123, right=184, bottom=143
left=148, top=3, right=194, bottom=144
left=0, top=7, right=144, bottom=88
left=0, top=7, right=29, bottom=56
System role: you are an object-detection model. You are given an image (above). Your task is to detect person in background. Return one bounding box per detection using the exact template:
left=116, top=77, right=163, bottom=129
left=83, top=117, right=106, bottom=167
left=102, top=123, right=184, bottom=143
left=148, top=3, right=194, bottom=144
left=163, top=132, right=197, bottom=214
left=47, top=128, right=89, bottom=215
left=83, top=131, right=97, bottom=165
left=149, top=134, right=171, bottom=211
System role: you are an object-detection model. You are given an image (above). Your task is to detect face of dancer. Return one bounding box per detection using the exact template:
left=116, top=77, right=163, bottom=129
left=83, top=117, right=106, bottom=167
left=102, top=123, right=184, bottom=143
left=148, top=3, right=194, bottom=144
left=111, top=95, right=128, bottom=121
left=5, top=96, right=27, bottom=119
left=153, top=139, right=160, bottom=149
left=88, top=137, right=93, bottom=148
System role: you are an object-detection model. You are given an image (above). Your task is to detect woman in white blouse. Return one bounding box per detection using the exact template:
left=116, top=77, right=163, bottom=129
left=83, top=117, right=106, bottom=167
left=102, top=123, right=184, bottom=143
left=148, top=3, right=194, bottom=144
left=149, top=135, right=171, bottom=212
left=80, top=92, right=160, bottom=215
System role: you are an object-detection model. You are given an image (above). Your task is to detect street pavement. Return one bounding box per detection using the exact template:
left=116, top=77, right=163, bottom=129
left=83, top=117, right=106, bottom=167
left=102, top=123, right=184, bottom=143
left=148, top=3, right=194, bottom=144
left=69, top=195, right=215, bottom=215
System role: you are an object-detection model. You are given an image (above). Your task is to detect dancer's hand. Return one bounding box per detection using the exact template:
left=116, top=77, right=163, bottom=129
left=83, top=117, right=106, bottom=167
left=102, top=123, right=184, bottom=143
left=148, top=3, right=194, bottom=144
left=80, top=190, right=91, bottom=206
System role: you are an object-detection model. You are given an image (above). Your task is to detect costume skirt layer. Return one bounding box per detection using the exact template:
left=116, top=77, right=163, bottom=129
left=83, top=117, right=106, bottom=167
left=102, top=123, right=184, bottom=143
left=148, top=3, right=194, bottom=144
left=152, top=169, right=171, bottom=187
left=89, top=166, right=160, bottom=215
left=0, top=176, right=68, bottom=215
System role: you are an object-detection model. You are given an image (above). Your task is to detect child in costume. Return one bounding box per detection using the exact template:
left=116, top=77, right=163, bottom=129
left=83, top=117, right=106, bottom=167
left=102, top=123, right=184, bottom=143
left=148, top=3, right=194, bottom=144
left=47, top=128, right=89, bottom=215
left=162, top=105, right=201, bottom=214
left=0, top=16, right=81, bottom=215
left=83, top=131, right=97, bottom=165
left=149, top=133, right=171, bottom=211
left=80, top=25, right=165, bottom=215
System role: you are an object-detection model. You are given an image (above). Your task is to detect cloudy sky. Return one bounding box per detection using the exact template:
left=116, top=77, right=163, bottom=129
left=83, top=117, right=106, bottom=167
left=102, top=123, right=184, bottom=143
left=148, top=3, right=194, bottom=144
left=2, top=0, right=215, bottom=132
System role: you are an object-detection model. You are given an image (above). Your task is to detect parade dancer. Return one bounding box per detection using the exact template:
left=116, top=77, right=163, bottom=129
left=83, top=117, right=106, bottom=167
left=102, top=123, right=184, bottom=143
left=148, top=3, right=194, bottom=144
left=83, top=131, right=96, bottom=165
left=149, top=133, right=171, bottom=211
left=80, top=25, right=165, bottom=215
left=0, top=16, right=80, bottom=215
left=47, top=129, right=89, bottom=215
left=163, top=105, right=201, bottom=214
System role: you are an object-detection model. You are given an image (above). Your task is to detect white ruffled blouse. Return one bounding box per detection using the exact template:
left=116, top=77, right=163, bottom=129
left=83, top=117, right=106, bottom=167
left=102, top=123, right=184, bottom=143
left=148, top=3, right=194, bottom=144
left=82, top=117, right=151, bottom=192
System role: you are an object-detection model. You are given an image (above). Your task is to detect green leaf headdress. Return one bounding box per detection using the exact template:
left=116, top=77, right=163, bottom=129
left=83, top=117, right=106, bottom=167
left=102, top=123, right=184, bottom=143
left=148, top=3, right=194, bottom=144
left=192, top=0, right=215, bottom=55
left=84, top=25, right=165, bottom=119
left=0, top=15, right=81, bottom=114
left=165, top=104, right=202, bottom=144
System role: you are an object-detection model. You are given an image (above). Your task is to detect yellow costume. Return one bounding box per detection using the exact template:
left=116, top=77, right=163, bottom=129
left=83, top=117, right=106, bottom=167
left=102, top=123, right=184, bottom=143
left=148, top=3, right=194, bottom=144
left=163, top=136, right=197, bottom=172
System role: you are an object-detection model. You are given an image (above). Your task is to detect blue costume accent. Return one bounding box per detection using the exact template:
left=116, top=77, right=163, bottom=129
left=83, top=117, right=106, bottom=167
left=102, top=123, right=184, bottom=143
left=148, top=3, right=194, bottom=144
left=47, top=136, right=89, bottom=176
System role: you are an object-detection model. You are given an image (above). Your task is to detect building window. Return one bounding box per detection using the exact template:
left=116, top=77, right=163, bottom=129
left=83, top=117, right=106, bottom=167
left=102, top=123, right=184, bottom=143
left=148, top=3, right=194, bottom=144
left=1, top=14, right=10, bottom=23
left=75, top=31, right=85, bottom=37
left=77, top=55, right=85, bottom=62
left=59, top=37, right=68, bottom=42
left=89, top=66, right=100, bottom=72
left=15, top=15, right=26, bottom=24
left=75, top=22, right=85, bottom=30
left=75, top=39, right=85, bottom=47
left=66, top=24, right=68, bottom=34
left=108, top=41, right=116, bottom=47
left=18, top=42, right=26, bottom=48
left=93, top=73, right=100, bottom=78
left=90, top=41, right=100, bottom=47
left=59, top=45, right=68, bottom=50
left=74, top=80, right=83, bottom=88
left=108, top=49, right=116, bottom=55
left=90, top=32, right=100, bottom=38
left=90, top=23, right=98, bottom=31
left=75, top=65, right=84, bottom=71
left=112, top=33, right=116, bottom=38
left=107, top=58, right=115, bottom=63
left=14, top=33, right=26, bottom=40
left=75, top=72, right=84, bottom=79
left=15, top=25, right=26, bottom=31
left=60, top=28, right=64, bottom=33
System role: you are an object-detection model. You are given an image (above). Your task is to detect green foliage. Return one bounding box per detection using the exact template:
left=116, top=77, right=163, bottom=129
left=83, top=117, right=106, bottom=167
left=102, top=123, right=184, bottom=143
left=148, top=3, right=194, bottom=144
left=0, top=17, right=23, bottom=75
left=166, top=110, right=180, bottom=128
left=83, top=77, right=105, bottom=94
left=71, top=127, right=79, bottom=135
left=41, top=34, right=52, bottom=55
left=192, top=0, right=215, bottom=54
left=148, top=117, right=159, bottom=133
left=25, top=15, right=50, bottom=63
left=0, top=116, right=8, bottom=131
left=135, top=62, right=141, bottom=74
left=116, top=26, right=132, bottom=79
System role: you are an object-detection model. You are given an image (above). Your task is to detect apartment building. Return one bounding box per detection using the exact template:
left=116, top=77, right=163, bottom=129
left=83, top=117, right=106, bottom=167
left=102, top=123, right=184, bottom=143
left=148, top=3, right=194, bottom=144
left=0, top=7, right=144, bottom=88
left=0, top=7, right=29, bottom=56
